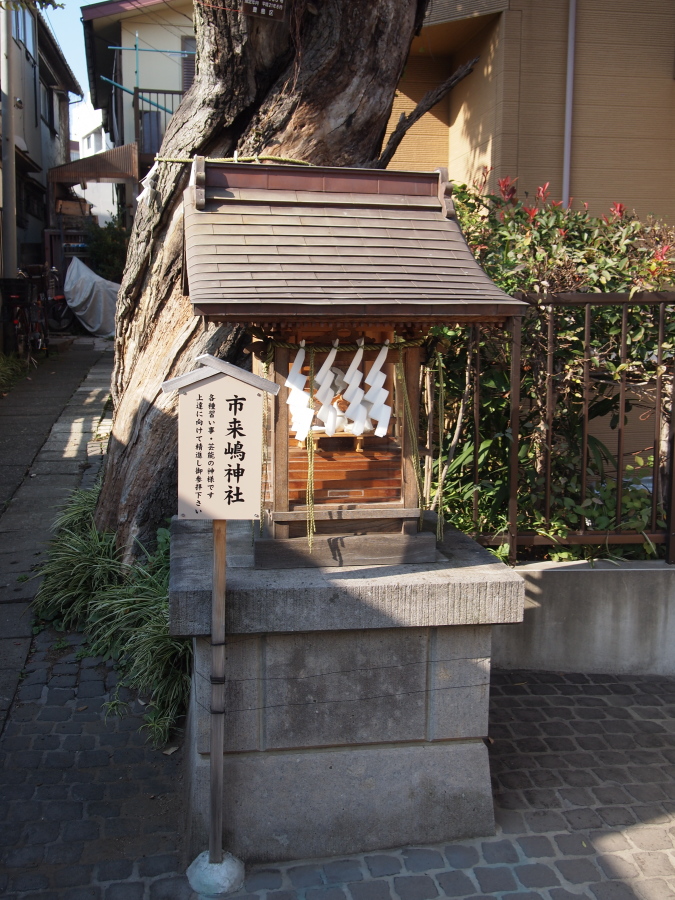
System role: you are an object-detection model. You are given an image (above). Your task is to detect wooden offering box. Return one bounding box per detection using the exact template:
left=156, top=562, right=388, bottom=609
left=182, top=159, right=524, bottom=567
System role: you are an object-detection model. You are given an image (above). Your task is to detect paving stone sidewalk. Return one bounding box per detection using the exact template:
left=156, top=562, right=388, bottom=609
left=2, top=341, right=675, bottom=899
left=0, top=338, right=113, bottom=729
left=0, top=626, right=190, bottom=900
left=2, top=664, right=675, bottom=899
left=226, top=671, right=675, bottom=900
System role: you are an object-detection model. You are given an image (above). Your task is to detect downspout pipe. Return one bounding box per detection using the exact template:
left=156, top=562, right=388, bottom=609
left=1, top=6, right=17, bottom=278
left=562, top=0, right=577, bottom=208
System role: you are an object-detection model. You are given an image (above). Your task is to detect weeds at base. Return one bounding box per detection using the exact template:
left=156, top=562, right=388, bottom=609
left=33, top=482, right=191, bottom=747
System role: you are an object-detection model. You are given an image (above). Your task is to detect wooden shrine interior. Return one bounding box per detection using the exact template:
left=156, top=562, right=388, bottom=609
left=248, top=322, right=436, bottom=568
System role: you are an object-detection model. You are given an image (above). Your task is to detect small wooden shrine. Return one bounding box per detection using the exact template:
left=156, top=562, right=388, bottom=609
left=183, top=159, right=524, bottom=567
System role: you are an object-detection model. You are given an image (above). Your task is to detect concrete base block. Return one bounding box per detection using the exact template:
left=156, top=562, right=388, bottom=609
left=186, top=850, right=245, bottom=899
left=187, top=740, right=494, bottom=863
left=175, top=521, right=521, bottom=863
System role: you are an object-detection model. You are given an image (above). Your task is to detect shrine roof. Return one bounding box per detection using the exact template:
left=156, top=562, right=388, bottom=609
left=183, top=160, right=525, bottom=324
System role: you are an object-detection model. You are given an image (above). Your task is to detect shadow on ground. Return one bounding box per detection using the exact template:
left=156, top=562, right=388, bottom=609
left=2, top=647, right=675, bottom=899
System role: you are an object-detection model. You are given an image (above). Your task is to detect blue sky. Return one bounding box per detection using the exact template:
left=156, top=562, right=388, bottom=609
left=42, top=1, right=92, bottom=98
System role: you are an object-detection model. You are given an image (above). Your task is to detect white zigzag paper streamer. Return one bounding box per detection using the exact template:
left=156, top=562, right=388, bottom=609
left=342, top=339, right=371, bottom=436
left=364, top=340, right=391, bottom=437
left=285, top=341, right=314, bottom=442
left=314, top=341, right=339, bottom=436
left=137, top=161, right=160, bottom=206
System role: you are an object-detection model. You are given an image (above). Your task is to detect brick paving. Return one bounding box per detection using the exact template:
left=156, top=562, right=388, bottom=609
left=0, top=338, right=112, bottom=729
left=2, top=662, right=675, bottom=898
left=2, top=345, right=675, bottom=898
left=0, top=627, right=191, bottom=900
left=229, top=671, right=675, bottom=900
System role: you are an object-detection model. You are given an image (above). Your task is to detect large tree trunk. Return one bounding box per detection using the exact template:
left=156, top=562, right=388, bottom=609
left=95, top=0, right=430, bottom=556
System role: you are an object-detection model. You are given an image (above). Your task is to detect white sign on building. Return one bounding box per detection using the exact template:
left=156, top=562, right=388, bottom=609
left=161, top=354, right=279, bottom=521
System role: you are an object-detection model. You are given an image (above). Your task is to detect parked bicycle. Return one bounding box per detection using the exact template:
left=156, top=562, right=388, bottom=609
left=45, top=266, right=76, bottom=333
left=0, top=274, right=48, bottom=362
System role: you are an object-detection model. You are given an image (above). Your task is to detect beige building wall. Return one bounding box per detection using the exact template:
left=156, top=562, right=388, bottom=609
left=118, top=2, right=193, bottom=152
left=570, top=0, right=675, bottom=220
left=388, top=1, right=675, bottom=222
left=384, top=56, right=453, bottom=172
left=447, top=16, right=502, bottom=191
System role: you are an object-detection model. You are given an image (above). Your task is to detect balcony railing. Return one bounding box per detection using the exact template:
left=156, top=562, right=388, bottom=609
left=133, top=88, right=184, bottom=157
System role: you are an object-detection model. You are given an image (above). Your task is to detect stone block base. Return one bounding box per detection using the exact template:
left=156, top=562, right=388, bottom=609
left=173, top=522, right=524, bottom=863
left=186, top=731, right=494, bottom=863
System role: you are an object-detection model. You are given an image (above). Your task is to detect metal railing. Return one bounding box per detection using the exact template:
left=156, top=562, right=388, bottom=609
left=439, top=293, right=675, bottom=563
left=133, top=88, right=183, bottom=157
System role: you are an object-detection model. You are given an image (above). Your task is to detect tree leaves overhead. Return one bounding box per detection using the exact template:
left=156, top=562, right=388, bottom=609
left=0, top=2, right=65, bottom=10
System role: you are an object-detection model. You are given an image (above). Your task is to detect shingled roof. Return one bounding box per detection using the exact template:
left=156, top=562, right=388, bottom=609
left=183, top=160, right=525, bottom=324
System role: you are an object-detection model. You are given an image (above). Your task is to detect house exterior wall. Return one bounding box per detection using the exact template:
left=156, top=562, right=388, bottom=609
left=566, top=0, right=675, bottom=220
left=71, top=100, right=116, bottom=226
left=384, top=56, right=453, bottom=172
left=386, top=0, right=675, bottom=222
left=117, top=4, right=193, bottom=151
left=0, top=10, right=80, bottom=268
left=11, top=10, right=45, bottom=255
left=447, top=16, right=503, bottom=191
left=40, top=94, right=71, bottom=186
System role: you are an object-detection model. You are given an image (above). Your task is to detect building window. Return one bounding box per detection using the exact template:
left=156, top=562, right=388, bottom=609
left=26, top=182, right=44, bottom=220
left=40, top=81, right=55, bottom=130
left=182, top=37, right=196, bottom=92
left=13, top=7, right=35, bottom=60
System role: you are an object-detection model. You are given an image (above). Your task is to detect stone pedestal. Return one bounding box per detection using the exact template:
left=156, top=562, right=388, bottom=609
left=170, top=520, right=524, bottom=863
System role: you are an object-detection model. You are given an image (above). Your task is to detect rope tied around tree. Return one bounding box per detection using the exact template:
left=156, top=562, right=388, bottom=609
left=153, top=155, right=313, bottom=166
left=249, top=336, right=427, bottom=365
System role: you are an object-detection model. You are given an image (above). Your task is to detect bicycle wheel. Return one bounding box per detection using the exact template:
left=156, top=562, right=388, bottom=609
left=12, top=305, right=30, bottom=358
left=29, top=298, right=49, bottom=352
left=47, top=297, right=76, bottom=332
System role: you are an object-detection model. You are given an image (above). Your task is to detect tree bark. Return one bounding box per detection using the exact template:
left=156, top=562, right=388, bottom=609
left=95, top=0, right=430, bottom=557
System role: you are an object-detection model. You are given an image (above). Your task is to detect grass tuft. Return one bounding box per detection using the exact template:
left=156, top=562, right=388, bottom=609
left=0, top=353, right=28, bottom=394
left=34, top=486, right=191, bottom=746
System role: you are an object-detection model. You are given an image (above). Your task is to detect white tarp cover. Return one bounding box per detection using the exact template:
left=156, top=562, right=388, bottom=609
left=64, top=257, right=118, bottom=338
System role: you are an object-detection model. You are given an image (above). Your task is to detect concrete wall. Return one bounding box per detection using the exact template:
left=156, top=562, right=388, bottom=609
left=492, top=560, right=675, bottom=675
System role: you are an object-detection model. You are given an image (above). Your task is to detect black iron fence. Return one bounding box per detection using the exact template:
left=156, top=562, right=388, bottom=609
left=433, top=292, right=675, bottom=564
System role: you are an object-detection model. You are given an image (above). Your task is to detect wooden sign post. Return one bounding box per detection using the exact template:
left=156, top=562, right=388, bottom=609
left=162, top=355, right=279, bottom=871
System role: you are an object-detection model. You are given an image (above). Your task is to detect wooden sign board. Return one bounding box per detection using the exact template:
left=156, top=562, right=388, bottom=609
left=242, top=0, right=286, bottom=21
left=177, top=373, right=263, bottom=521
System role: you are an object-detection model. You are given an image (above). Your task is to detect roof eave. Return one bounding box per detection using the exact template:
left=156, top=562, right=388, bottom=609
left=81, top=0, right=167, bottom=22
left=82, top=18, right=99, bottom=108
left=37, top=12, right=83, bottom=97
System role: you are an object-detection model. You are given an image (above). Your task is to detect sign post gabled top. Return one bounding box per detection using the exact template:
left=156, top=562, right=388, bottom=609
left=161, top=353, right=280, bottom=396
left=162, top=355, right=279, bottom=522
left=161, top=355, right=279, bottom=872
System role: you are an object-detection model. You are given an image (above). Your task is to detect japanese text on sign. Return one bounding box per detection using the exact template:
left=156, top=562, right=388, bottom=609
left=178, top=374, right=263, bottom=520
left=242, top=0, right=286, bottom=21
